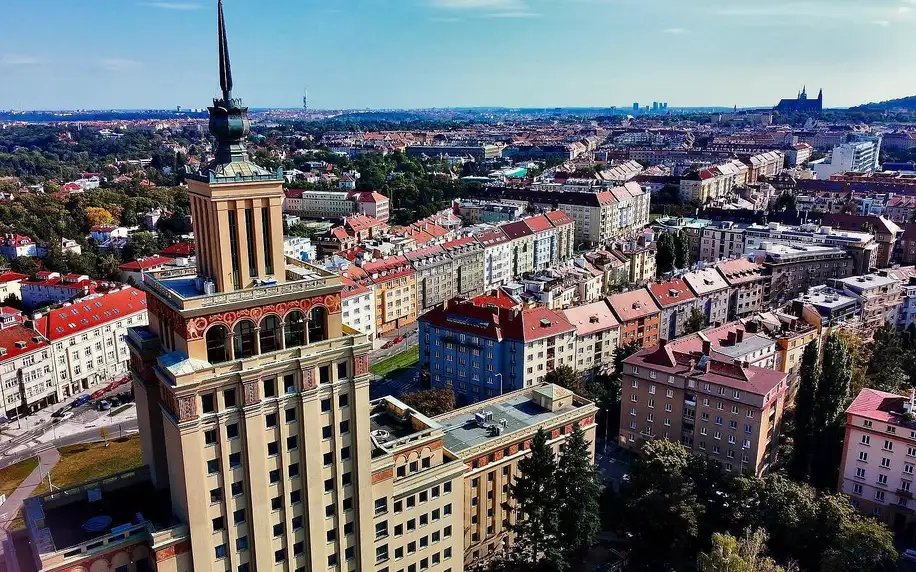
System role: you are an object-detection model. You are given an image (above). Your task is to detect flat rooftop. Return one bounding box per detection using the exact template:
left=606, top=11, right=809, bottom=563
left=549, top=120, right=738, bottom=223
left=435, top=388, right=586, bottom=454
left=799, top=286, right=858, bottom=309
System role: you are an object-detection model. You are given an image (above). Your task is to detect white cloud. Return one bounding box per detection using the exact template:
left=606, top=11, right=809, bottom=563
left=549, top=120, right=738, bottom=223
left=899, top=6, right=912, bottom=13
left=0, top=55, right=41, bottom=66
left=873, top=19, right=890, bottom=26
left=483, top=10, right=541, bottom=17
left=141, top=2, right=202, bottom=10
left=663, top=27, right=686, bottom=34
left=429, top=0, right=524, bottom=8
left=99, top=58, right=142, bottom=71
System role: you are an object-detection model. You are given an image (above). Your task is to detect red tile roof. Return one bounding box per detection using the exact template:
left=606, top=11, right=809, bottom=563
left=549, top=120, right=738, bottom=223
left=340, top=276, right=371, bottom=299
left=648, top=279, right=697, bottom=308
left=119, top=256, right=172, bottom=271
left=523, top=214, right=553, bottom=233
left=607, top=289, right=661, bottom=322
left=473, top=229, right=510, bottom=247
left=500, top=220, right=534, bottom=239
left=715, top=258, right=765, bottom=285
left=160, top=242, right=195, bottom=257
left=846, top=388, right=908, bottom=423
left=562, top=300, right=619, bottom=336
left=545, top=210, right=574, bottom=227
left=34, top=287, right=147, bottom=341
left=0, top=272, right=28, bottom=284
left=0, top=323, right=47, bottom=362
left=472, top=291, right=519, bottom=310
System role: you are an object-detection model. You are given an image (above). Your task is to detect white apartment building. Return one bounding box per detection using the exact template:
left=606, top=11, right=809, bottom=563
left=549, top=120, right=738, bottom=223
left=0, top=311, right=55, bottom=418
left=683, top=267, right=732, bottom=327
left=284, top=236, right=318, bottom=262
left=36, top=287, right=148, bottom=398
left=699, top=221, right=746, bottom=262
left=814, top=141, right=881, bottom=179
left=474, top=228, right=513, bottom=289
left=340, top=277, right=377, bottom=340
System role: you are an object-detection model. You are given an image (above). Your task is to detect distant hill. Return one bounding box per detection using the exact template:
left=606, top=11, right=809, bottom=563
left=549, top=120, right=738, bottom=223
left=850, top=95, right=916, bottom=111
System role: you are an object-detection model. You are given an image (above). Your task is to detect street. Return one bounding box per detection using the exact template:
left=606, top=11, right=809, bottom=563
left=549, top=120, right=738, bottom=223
left=595, top=438, right=632, bottom=492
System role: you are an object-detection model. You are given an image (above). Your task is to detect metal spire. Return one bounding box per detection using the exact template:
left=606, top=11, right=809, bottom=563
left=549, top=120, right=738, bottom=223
left=217, top=0, right=233, bottom=102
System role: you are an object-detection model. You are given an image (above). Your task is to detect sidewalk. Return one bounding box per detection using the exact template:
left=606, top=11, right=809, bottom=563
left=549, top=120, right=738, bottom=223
left=0, top=448, right=60, bottom=537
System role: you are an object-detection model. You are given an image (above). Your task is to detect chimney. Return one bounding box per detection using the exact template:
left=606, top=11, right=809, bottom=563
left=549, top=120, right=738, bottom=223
left=703, top=360, right=711, bottom=373
left=736, top=329, right=745, bottom=343
left=659, top=338, right=667, bottom=349
left=702, top=339, right=711, bottom=355
left=727, top=331, right=737, bottom=345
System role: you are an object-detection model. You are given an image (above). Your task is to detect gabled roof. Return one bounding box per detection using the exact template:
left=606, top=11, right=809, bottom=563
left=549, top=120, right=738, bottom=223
left=523, top=215, right=553, bottom=233
left=562, top=300, right=619, bottom=336
left=683, top=267, right=730, bottom=295
left=607, top=289, right=661, bottom=322
left=34, top=287, right=147, bottom=341
left=119, top=256, right=172, bottom=271
left=0, top=323, right=47, bottom=362
left=647, top=278, right=697, bottom=308
left=545, top=210, right=574, bottom=227
left=715, top=258, right=765, bottom=285
left=500, top=220, right=534, bottom=239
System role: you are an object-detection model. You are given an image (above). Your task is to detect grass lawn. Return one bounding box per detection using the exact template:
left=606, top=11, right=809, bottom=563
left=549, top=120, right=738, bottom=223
left=32, top=436, right=144, bottom=496
left=0, top=457, right=39, bottom=499
left=370, top=346, right=419, bottom=377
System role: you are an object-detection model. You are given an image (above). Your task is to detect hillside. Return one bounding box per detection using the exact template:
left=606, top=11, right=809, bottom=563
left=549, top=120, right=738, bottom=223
left=850, top=95, right=916, bottom=111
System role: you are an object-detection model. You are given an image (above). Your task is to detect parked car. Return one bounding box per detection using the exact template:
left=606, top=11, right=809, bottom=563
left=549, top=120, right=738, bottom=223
left=72, top=395, right=91, bottom=408
left=97, top=400, right=112, bottom=411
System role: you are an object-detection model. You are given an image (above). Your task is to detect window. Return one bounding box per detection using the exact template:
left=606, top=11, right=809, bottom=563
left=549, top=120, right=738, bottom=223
left=287, top=435, right=298, bottom=450
left=215, top=545, right=228, bottom=559
left=884, top=440, right=894, bottom=451
left=228, top=453, right=241, bottom=469
left=375, top=497, right=388, bottom=515
left=231, top=481, right=243, bottom=496
left=224, top=388, right=237, bottom=408
left=339, top=420, right=350, bottom=434
left=859, top=451, right=868, bottom=462
left=285, top=408, right=296, bottom=423
left=263, top=378, right=276, bottom=398
left=204, top=429, right=217, bottom=445
left=201, top=393, right=215, bottom=414
left=236, top=536, right=248, bottom=551
left=207, top=459, right=219, bottom=474
left=878, top=474, right=889, bottom=485
left=212, top=516, right=225, bottom=532
left=339, top=393, right=349, bottom=408
left=290, top=489, right=301, bottom=504
left=226, top=423, right=239, bottom=440
left=266, top=413, right=277, bottom=428
left=321, top=398, right=332, bottom=412
left=881, top=457, right=891, bottom=468
left=233, top=509, right=245, bottom=524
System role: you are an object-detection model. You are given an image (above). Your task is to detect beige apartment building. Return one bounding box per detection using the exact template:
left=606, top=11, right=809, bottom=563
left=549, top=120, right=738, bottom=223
left=839, top=388, right=916, bottom=540
left=619, top=330, right=789, bottom=476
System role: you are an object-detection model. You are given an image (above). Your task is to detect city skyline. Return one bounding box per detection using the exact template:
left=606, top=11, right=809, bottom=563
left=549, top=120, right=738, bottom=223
left=1, top=0, right=916, bottom=111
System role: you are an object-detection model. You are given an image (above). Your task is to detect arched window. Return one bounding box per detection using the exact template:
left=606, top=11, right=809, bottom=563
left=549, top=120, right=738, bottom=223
left=284, top=311, right=306, bottom=348
left=260, top=315, right=282, bottom=354
left=233, top=320, right=257, bottom=359
left=206, top=325, right=230, bottom=364
left=308, top=306, right=328, bottom=343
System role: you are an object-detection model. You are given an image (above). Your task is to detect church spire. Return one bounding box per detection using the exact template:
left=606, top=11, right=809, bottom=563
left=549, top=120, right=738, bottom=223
left=217, top=0, right=233, bottom=102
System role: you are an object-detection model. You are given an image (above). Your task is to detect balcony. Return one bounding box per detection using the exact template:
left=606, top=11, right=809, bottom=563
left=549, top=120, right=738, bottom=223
left=144, top=256, right=341, bottom=312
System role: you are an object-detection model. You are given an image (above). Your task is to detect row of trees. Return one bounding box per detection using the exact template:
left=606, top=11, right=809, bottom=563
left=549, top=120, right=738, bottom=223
left=788, top=335, right=851, bottom=488
left=475, top=425, right=602, bottom=572
left=612, top=440, right=896, bottom=572
left=656, top=230, right=691, bottom=275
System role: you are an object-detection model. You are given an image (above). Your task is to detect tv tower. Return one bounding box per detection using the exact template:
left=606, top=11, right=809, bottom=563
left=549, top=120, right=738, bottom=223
left=303, top=88, right=308, bottom=111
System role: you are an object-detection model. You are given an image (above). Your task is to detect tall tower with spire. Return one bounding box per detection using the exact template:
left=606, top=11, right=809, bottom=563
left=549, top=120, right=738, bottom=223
left=130, top=2, right=381, bottom=571
left=185, top=0, right=287, bottom=293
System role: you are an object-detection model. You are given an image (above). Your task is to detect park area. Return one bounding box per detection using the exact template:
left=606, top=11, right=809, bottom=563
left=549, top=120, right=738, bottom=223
left=370, top=345, right=419, bottom=377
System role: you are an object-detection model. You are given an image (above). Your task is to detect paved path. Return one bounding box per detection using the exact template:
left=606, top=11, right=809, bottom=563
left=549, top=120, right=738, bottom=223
left=0, top=448, right=60, bottom=538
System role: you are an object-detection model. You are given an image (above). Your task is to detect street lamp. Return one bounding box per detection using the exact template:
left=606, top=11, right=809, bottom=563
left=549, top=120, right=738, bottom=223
left=494, top=373, right=503, bottom=396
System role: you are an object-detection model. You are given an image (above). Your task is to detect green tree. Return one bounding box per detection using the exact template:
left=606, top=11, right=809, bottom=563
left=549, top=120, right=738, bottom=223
left=773, top=192, right=797, bottom=213
left=9, top=256, right=38, bottom=276
left=819, top=509, right=897, bottom=572
left=787, top=342, right=819, bottom=482
left=656, top=232, right=675, bottom=275
left=544, top=365, right=586, bottom=396
left=503, top=428, right=564, bottom=570
left=624, top=440, right=705, bottom=571
left=121, top=231, right=162, bottom=262
left=810, top=333, right=852, bottom=488
left=698, top=529, right=794, bottom=572
left=397, top=387, right=456, bottom=417
left=555, top=424, right=601, bottom=563
left=674, top=231, right=690, bottom=269
left=685, top=307, right=707, bottom=334
left=866, top=323, right=907, bottom=393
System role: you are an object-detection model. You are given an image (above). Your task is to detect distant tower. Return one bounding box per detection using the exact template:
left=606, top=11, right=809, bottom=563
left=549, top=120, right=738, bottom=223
left=800, top=85, right=808, bottom=100
left=303, top=88, right=308, bottom=111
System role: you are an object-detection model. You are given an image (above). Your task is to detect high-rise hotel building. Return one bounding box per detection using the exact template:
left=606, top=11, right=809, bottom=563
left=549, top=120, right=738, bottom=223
left=4, top=6, right=597, bottom=572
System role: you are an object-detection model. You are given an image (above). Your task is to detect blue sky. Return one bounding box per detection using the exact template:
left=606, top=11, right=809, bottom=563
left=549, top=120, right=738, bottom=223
left=1, top=0, right=915, bottom=110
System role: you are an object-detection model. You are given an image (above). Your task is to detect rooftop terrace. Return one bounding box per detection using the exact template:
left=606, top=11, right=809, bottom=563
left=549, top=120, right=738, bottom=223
left=143, top=257, right=340, bottom=311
